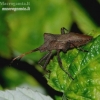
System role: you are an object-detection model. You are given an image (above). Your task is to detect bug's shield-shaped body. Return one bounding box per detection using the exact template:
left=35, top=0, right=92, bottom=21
left=11, top=27, right=93, bottom=80
left=39, top=32, right=92, bottom=52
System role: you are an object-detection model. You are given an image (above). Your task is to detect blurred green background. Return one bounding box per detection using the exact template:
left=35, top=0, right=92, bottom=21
left=0, top=0, right=100, bottom=99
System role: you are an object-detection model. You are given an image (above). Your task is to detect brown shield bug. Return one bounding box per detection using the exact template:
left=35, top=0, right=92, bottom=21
left=11, top=27, right=93, bottom=80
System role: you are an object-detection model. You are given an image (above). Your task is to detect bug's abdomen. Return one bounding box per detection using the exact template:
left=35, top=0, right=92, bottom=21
left=69, top=37, right=92, bottom=48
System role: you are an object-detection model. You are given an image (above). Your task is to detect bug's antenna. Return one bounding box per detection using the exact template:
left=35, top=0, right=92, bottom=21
left=10, top=48, right=40, bottom=65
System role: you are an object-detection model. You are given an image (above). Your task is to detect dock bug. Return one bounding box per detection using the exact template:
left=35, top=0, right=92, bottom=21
left=11, top=27, right=93, bottom=80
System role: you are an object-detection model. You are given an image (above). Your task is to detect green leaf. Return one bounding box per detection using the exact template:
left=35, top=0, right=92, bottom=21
left=45, top=35, right=100, bottom=99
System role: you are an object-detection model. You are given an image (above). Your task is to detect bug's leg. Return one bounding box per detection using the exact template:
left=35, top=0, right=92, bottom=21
left=77, top=47, right=88, bottom=52
left=61, top=27, right=69, bottom=34
left=38, top=51, right=52, bottom=70
left=70, top=43, right=88, bottom=52
left=38, top=52, right=51, bottom=65
left=43, top=51, right=52, bottom=70
left=57, top=50, right=74, bottom=80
